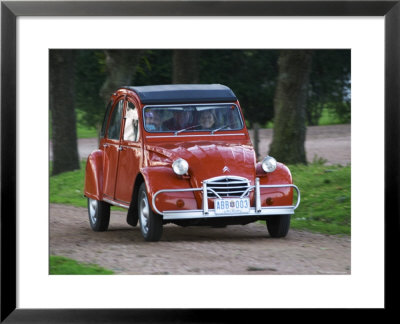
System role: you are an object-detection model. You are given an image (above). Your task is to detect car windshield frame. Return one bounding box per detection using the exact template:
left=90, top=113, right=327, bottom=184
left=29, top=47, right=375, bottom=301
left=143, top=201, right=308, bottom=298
left=142, top=103, right=245, bottom=135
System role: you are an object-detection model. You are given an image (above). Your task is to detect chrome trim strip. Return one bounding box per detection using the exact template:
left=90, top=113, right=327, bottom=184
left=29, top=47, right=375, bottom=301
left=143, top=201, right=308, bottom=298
left=204, top=175, right=249, bottom=183
left=162, top=207, right=296, bottom=220
left=208, top=190, right=248, bottom=194
left=202, top=182, right=208, bottom=215
left=146, top=133, right=246, bottom=139
left=204, top=176, right=250, bottom=185
left=143, top=103, right=239, bottom=109
left=103, top=197, right=129, bottom=209
left=255, top=178, right=262, bottom=212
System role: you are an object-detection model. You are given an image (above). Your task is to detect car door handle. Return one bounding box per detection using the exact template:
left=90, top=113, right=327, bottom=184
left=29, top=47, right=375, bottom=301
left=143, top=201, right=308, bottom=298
left=118, top=146, right=124, bottom=151
left=103, top=143, right=109, bottom=148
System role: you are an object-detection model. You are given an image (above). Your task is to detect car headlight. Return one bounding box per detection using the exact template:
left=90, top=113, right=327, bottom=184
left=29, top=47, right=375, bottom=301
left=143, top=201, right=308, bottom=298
left=261, top=156, right=277, bottom=173
left=172, top=158, right=189, bottom=175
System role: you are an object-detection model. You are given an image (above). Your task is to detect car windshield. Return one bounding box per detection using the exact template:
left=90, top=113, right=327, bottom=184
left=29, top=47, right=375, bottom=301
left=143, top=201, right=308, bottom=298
left=143, top=104, right=244, bottom=134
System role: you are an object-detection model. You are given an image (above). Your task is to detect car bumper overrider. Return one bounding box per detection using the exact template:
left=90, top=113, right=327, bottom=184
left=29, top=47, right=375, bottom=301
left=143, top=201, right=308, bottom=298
left=152, top=178, right=300, bottom=220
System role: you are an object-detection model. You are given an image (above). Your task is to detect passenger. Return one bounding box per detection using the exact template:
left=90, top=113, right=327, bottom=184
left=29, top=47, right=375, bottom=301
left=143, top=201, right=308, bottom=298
left=199, top=110, right=217, bottom=130
left=145, top=110, right=162, bottom=131
left=162, top=110, right=191, bottom=131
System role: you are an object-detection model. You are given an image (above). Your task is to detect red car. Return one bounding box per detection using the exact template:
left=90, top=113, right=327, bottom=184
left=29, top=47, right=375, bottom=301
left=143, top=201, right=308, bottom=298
left=84, top=84, right=300, bottom=241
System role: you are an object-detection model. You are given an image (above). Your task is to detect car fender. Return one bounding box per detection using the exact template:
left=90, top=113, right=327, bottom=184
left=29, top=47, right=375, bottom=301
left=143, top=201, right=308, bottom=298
left=84, top=150, right=104, bottom=200
left=256, top=162, right=293, bottom=185
left=256, top=162, right=294, bottom=206
left=140, top=166, right=198, bottom=213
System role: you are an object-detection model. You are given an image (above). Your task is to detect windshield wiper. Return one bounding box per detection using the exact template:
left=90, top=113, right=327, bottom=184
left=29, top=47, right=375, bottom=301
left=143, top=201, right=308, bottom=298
left=174, top=124, right=201, bottom=136
left=211, top=124, right=230, bottom=135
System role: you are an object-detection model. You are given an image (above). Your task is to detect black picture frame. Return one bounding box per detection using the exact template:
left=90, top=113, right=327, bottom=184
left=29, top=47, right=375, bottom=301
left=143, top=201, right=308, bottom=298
left=1, top=0, right=399, bottom=322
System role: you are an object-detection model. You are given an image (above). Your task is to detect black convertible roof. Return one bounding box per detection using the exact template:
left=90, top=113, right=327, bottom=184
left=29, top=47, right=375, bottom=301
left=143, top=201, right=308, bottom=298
left=121, top=84, right=237, bottom=105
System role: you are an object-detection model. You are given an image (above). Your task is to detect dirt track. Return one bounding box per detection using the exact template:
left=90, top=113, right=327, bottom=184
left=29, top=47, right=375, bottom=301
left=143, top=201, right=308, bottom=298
left=50, top=124, right=351, bottom=275
left=248, top=124, right=350, bottom=165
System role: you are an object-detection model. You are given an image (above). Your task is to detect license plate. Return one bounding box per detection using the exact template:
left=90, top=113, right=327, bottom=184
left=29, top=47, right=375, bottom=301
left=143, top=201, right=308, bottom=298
left=214, top=198, right=250, bottom=214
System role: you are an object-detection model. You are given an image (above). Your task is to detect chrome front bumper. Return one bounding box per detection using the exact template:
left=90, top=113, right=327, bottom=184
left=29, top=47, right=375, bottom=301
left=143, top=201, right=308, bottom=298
left=152, top=178, right=300, bottom=220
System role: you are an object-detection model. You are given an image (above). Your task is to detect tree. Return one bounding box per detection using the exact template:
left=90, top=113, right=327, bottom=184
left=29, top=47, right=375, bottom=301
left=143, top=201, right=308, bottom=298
left=50, top=50, right=80, bottom=175
left=134, top=50, right=173, bottom=85
left=75, top=50, right=107, bottom=130
left=269, top=50, right=313, bottom=164
left=99, top=50, right=144, bottom=102
left=71, top=49, right=349, bottom=143
left=307, top=50, right=351, bottom=125
left=198, top=50, right=279, bottom=127
left=172, top=50, right=200, bottom=83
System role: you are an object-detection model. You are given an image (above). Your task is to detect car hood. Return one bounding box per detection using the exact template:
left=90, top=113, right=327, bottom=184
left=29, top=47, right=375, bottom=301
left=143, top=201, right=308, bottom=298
left=145, top=140, right=256, bottom=184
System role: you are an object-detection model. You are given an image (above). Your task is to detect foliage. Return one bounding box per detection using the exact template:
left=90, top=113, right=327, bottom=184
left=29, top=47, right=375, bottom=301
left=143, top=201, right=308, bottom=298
left=122, top=49, right=279, bottom=125
left=75, top=50, right=107, bottom=129
left=50, top=160, right=350, bottom=235
left=76, top=122, right=98, bottom=139
left=198, top=50, right=279, bottom=126
left=307, top=50, right=351, bottom=125
left=72, top=49, right=350, bottom=133
left=50, top=255, right=114, bottom=274
left=317, top=107, right=344, bottom=125
left=134, top=49, right=174, bottom=85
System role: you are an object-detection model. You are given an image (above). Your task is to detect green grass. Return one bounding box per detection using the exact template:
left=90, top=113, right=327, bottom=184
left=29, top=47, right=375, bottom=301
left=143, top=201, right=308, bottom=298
left=50, top=255, right=114, bottom=275
left=77, top=126, right=98, bottom=139
left=50, top=160, right=87, bottom=207
left=50, top=123, right=97, bottom=139
left=50, top=160, right=350, bottom=236
left=289, top=162, right=351, bottom=235
left=75, top=109, right=99, bottom=138
left=49, top=110, right=98, bottom=140
left=50, top=160, right=124, bottom=212
left=318, top=108, right=343, bottom=126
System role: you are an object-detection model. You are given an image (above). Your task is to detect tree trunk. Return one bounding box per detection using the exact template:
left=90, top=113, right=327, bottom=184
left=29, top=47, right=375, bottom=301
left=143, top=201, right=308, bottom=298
left=269, top=50, right=313, bottom=164
left=172, top=50, right=199, bottom=83
left=99, top=50, right=144, bottom=102
left=50, top=50, right=80, bottom=175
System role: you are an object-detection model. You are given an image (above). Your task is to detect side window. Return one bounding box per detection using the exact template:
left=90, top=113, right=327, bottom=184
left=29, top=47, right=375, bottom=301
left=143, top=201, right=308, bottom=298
left=107, top=99, right=124, bottom=140
left=100, top=101, right=112, bottom=138
left=123, top=102, right=140, bottom=142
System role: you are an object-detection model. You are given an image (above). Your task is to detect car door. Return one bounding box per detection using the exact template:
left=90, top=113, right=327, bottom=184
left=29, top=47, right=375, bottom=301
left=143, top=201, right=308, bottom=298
left=114, top=99, right=142, bottom=204
left=102, top=97, right=124, bottom=199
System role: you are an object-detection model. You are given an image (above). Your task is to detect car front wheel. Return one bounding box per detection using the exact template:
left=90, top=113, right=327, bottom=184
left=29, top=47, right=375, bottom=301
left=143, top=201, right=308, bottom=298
left=87, top=197, right=110, bottom=231
left=138, top=183, right=163, bottom=242
left=266, top=215, right=291, bottom=238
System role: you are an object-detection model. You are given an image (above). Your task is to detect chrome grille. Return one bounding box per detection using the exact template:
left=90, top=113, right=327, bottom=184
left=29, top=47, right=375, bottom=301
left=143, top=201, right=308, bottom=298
left=205, top=176, right=250, bottom=198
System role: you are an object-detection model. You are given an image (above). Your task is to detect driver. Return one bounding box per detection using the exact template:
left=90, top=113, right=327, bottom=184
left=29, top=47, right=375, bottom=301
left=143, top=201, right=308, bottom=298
left=162, top=110, right=191, bottom=131
left=199, top=110, right=217, bottom=130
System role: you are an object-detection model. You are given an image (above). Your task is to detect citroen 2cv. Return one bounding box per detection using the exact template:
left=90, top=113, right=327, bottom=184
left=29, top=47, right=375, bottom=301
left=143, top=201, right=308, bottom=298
left=84, top=84, right=300, bottom=241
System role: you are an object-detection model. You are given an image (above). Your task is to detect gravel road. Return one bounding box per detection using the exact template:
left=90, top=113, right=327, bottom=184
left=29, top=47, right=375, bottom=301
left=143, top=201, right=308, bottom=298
left=50, top=124, right=351, bottom=275
left=50, top=204, right=351, bottom=275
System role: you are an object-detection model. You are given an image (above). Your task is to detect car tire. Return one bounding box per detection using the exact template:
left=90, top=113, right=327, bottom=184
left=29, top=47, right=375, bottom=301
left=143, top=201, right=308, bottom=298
left=87, top=197, right=110, bottom=232
left=138, top=183, right=163, bottom=242
left=266, top=215, right=291, bottom=238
